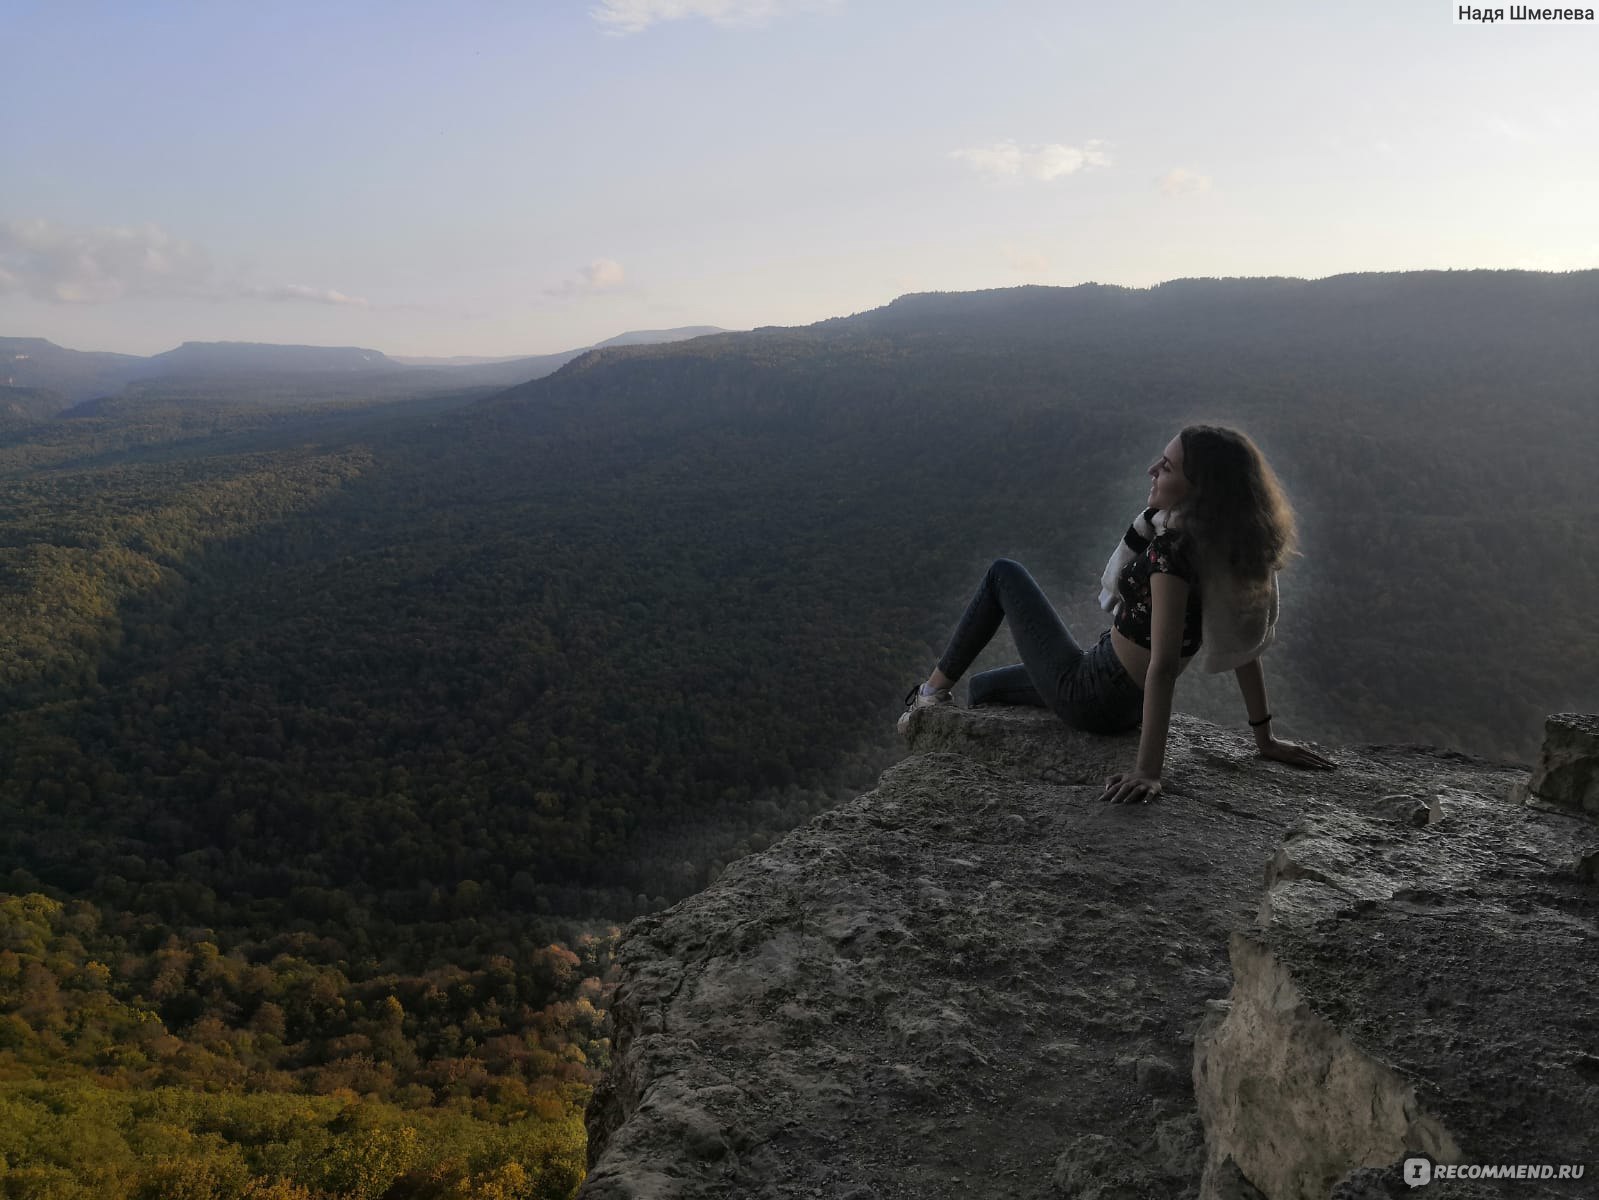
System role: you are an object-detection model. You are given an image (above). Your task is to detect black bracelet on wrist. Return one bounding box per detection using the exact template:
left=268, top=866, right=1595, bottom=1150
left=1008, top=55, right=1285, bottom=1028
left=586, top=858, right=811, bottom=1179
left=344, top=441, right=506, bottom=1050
left=1248, top=713, right=1273, bottom=728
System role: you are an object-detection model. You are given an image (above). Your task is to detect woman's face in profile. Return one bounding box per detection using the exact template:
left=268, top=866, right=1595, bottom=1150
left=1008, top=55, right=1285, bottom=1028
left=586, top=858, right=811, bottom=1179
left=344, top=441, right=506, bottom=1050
left=1147, top=435, right=1191, bottom=511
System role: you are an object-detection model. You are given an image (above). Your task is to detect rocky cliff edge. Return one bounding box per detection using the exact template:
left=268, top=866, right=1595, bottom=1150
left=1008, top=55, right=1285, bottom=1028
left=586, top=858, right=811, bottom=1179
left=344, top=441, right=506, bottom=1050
left=579, top=708, right=1598, bottom=1199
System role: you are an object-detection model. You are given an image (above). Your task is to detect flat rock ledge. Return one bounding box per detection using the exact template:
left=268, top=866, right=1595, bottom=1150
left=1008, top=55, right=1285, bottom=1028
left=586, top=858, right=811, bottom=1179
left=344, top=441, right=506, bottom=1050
left=580, top=707, right=1598, bottom=1199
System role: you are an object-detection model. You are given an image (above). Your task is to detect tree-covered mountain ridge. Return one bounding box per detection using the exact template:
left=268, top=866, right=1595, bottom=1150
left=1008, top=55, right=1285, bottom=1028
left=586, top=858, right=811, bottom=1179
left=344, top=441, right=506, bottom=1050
left=521, top=269, right=1597, bottom=377
left=0, top=268, right=1593, bottom=1198
left=483, top=267, right=1597, bottom=768
left=0, top=325, right=732, bottom=407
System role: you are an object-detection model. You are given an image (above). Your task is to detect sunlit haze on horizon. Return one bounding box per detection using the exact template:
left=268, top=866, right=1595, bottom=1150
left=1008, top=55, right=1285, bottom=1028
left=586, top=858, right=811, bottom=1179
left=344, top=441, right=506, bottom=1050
left=2, top=0, right=1595, bottom=358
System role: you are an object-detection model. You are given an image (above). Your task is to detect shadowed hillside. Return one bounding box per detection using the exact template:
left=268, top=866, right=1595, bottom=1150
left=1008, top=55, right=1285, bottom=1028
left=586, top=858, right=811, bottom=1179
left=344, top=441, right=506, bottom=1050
left=0, top=270, right=1595, bottom=1197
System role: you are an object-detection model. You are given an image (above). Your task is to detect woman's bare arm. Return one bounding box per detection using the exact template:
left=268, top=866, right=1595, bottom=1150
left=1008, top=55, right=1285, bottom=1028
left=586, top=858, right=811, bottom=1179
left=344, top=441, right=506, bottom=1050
left=1233, top=656, right=1273, bottom=751
left=1234, top=655, right=1337, bottom=769
left=1100, top=571, right=1187, bottom=802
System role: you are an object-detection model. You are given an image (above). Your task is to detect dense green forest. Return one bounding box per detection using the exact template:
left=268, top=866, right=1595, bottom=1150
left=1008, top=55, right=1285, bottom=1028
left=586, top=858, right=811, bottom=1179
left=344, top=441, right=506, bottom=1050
left=1, top=271, right=1596, bottom=1195
left=0, top=892, right=595, bottom=1198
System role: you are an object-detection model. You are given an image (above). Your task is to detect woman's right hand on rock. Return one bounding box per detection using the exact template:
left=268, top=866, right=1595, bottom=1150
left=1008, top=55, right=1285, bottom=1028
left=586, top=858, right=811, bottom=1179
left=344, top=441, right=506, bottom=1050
left=1258, top=737, right=1336, bottom=770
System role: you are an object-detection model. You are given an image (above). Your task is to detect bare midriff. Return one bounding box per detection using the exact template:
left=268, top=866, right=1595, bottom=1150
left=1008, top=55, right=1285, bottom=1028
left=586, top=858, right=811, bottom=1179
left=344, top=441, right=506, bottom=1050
left=1110, top=626, right=1197, bottom=689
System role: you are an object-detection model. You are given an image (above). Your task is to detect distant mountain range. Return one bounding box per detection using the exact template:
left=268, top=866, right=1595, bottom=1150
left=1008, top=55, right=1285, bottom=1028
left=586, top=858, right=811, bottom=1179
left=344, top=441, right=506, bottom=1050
left=390, top=326, right=726, bottom=367
left=0, top=325, right=729, bottom=407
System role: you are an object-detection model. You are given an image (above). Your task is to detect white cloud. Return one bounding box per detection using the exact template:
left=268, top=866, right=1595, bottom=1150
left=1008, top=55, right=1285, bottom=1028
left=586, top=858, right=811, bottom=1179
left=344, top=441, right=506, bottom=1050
left=583, top=259, right=625, bottom=289
left=1157, top=167, right=1212, bottom=197
left=546, top=258, right=627, bottom=298
left=1484, top=107, right=1584, bottom=145
left=950, top=139, right=1109, bottom=183
left=1003, top=245, right=1050, bottom=274
left=591, top=0, right=829, bottom=34
left=249, top=284, right=371, bottom=308
left=0, top=217, right=369, bottom=308
left=1535, top=104, right=1574, bottom=134
left=0, top=217, right=213, bottom=303
left=1486, top=115, right=1530, bottom=143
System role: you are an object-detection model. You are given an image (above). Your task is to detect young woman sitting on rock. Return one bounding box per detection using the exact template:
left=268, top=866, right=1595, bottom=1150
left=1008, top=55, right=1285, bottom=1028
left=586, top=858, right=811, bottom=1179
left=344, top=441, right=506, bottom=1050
left=898, top=424, right=1335, bottom=803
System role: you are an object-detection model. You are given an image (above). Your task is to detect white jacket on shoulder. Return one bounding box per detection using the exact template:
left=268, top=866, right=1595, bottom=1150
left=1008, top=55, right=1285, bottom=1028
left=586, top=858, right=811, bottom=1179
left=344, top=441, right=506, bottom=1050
left=1098, top=507, right=1279, bottom=675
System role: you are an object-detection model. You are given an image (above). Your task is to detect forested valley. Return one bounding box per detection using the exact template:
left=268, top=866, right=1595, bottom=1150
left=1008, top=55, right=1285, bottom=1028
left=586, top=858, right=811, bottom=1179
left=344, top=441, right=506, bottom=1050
left=1, top=270, right=1595, bottom=1198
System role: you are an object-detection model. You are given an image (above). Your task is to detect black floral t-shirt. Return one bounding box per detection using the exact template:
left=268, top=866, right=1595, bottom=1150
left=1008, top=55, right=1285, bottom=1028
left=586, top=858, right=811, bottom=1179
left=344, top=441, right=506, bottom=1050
left=1113, top=528, right=1203, bottom=655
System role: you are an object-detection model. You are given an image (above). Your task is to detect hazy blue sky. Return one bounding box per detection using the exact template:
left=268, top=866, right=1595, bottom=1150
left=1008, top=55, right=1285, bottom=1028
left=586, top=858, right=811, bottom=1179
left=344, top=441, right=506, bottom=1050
left=2, top=0, right=1594, bottom=357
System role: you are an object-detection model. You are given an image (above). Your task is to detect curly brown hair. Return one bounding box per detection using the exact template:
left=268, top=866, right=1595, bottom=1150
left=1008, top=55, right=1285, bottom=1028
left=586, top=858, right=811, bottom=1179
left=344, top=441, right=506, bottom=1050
left=1171, top=425, right=1298, bottom=584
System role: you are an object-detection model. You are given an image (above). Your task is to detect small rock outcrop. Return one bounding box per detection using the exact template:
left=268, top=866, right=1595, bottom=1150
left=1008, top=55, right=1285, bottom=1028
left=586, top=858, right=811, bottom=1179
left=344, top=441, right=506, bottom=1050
left=581, top=707, right=1598, bottom=1199
left=1528, top=713, right=1599, bottom=817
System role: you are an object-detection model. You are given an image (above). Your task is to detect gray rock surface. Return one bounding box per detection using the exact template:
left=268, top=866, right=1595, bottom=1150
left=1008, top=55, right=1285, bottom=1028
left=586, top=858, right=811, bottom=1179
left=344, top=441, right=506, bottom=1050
left=1198, top=773, right=1599, bottom=1198
left=1528, top=713, right=1599, bottom=817
left=580, top=707, right=1597, bottom=1199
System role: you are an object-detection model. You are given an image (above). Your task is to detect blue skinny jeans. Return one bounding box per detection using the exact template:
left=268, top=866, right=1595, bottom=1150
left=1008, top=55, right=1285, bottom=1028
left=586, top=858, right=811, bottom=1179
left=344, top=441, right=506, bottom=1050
left=936, top=558, right=1145, bottom=734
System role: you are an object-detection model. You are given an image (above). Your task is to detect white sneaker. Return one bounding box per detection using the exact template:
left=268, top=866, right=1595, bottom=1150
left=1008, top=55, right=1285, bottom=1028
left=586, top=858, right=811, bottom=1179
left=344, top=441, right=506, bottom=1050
left=897, top=682, right=951, bottom=736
